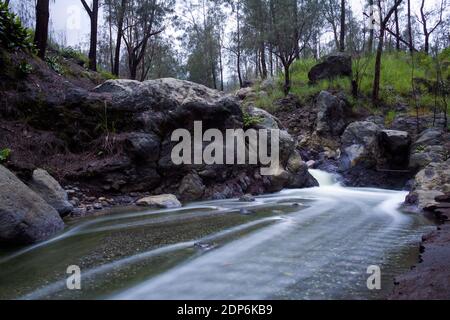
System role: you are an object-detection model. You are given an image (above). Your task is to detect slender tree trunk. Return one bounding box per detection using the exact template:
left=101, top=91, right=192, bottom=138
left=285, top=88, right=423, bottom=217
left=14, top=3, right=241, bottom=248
left=282, top=59, right=291, bottom=95
left=34, top=0, right=50, bottom=60
left=108, top=1, right=114, bottom=73
left=89, top=1, right=98, bottom=71
left=260, top=43, right=267, bottom=79
left=339, top=0, right=346, bottom=52
left=269, top=44, right=273, bottom=77
left=294, top=0, right=300, bottom=60
left=407, top=0, right=413, bottom=54
left=395, top=7, right=400, bottom=50
left=81, top=0, right=99, bottom=71
left=372, top=27, right=385, bottom=104
left=219, top=45, right=224, bottom=91
left=114, top=0, right=127, bottom=76
left=368, top=0, right=374, bottom=53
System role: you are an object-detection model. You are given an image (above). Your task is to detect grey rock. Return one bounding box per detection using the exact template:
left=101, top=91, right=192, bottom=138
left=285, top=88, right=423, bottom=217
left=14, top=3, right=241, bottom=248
left=136, top=194, right=182, bottom=209
left=379, top=130, right=411, bottom=166
left=308, top=53, right=352, bottom=83
left=0, top=165, right=64, bottom=244
left=316, top=91, right=349, bottom=136
left=178, top=173, right=206, bottom=201
left=407, top=160, right=450, bottom=210
left=28, top=169, right=74, bottom=217
left=124, top=132, right=161, bottom=161
left=340, top=121, right=382, bottom=170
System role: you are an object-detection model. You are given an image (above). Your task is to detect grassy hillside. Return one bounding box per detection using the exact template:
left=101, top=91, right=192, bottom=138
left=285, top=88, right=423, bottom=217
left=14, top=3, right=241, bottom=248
left=252, top=50, right=450, bottom=118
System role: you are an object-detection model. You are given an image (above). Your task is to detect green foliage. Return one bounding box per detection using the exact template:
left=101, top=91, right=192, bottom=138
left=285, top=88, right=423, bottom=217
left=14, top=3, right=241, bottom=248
left=385, top=110, right=397, bottom=126
left=99, top=69, right=118, bottom=80
left=256, top=51, right=450, bottom=113
left=0, top=1, right=34, bottom=52
left=18, top=60, right=33, bottom=76
left=0, top=148, right=11, bottom=162
left=60, top=47, right=89, bottom=67
left=252, top=88, right=284, bottom=113
left=243, top=112, right=263, bottom=128
left=46, top=55, right=65, bottom=75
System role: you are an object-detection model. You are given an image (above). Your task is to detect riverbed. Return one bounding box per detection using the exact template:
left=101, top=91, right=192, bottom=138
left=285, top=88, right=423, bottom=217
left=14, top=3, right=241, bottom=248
left=0, top=171, right=434, bottom=300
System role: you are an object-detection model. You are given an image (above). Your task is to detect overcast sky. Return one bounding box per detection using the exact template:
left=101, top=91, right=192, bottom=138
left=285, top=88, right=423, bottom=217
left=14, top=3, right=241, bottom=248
left=9, top=0, right=446, bottom=48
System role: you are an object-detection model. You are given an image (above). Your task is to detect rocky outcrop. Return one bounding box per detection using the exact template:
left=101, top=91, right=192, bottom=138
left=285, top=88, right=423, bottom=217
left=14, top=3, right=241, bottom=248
left=315, top=91, right=351, bottom=136
left=339, top=121, right=382, bottom=171
left=136, top=194, right=182, bottom=208
left=178, top=172, right=206, bottom=201
left=409, top=129, right=447, bottom=171
left=28, top=169, right=74, bottom=217
left=0, top=165, right=64, bottom=244
left=379, top=130, right=411, bottom=168
left=2, top=76, right=319, bottom=211
left=405, top=160, right=450, bottom=210
left=308, top=53, right=352, bottom=83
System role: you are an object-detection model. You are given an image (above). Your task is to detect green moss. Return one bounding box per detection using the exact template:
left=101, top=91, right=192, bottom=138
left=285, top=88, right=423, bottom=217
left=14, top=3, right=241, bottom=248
left=0, top=148, right=11, bottom=162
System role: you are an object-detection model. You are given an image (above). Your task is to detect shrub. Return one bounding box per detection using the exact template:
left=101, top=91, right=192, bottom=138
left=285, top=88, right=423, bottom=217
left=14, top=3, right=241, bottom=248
left=243, top=112, right=263, bottom=128
left=0, top=1, right=34, bottom=52
left=60, top=46, right=89, bottom=67
left=0, top=148, right=11, bottom=162
left=99, top=69, right=118, bottom=80
left=46, top=55, right=65, bottom=75
left=385, top=110, right=396, bottom=126
left=18, top=60, right=33, bottom=76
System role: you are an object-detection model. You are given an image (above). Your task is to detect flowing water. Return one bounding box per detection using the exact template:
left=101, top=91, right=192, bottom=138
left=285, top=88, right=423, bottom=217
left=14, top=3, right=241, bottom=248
left=0, top=170, right=434, bottom=300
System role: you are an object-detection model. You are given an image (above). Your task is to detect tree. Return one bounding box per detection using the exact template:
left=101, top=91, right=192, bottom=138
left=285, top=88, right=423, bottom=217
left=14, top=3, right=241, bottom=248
left=339, top=0, right=345, bottom=52
left=407, top=0, right=413, bottom=53
left=269, top=0, right=318, bottom=95
left=34, top=0, right=49, bottom=59
left=228, top=0, right=244, bottom=87
left=372, top=0, right=404, bottom=104
left=418, top=0, right=445, bottom=54
left=114, top=0, right=127, bottom=76
left=81, top=0, right=99, bottom=71
left=367, top=0, right=374, bottom=53
left=122, top=0, right=171, bottom=80
left=323, top=0, right=341, bottom=51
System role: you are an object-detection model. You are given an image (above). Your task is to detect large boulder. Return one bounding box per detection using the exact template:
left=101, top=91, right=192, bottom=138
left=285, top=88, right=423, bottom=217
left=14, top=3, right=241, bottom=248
left=245, top=106, right=281, bottom=130
left=315, top=91, right=350, bottom=136
left=0, top=165, right=64, bottom=244
left=286, top=152, right=319, bottom=188
left=379, top=130, right=411, bottom=167
left=409, top=129, right=447, bottom=171
left=406, top=160, right=450, bottom=210
left=340, top=121, right=382, bottom=170
left=123, top=132, right=161, bottom=161
left=28, top=169, right=74, bottom=217
left=178, top=172, right=206, bottom=201
left=308, top=53, right=352, bottom=83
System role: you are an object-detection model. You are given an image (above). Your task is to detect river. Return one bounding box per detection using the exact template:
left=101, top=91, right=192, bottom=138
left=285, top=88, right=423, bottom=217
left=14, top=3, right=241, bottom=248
left=0, top=170, right=434, bottom=300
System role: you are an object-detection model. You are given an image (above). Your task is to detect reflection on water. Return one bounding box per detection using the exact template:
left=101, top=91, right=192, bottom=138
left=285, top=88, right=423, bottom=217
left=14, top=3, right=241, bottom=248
left=0, top=171, right=434, bottom=300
